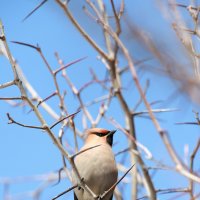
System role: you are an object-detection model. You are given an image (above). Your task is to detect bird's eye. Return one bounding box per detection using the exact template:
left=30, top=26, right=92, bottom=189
left=94, top=132, right=104, bottom=137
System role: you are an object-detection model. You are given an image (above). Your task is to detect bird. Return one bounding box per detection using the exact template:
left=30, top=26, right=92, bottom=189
left=72, top=128, right=118, bottom=200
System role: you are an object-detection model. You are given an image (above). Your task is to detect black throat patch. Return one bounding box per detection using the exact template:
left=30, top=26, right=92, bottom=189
left=106, top=134, right=113, bottom=146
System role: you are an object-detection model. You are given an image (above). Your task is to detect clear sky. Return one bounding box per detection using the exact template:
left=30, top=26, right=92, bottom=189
left=0, top=1, right=200, bottom=200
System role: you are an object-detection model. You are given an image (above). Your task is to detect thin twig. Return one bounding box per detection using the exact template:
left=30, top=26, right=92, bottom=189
left=100, top=164, right=135, bottom=199
left=7, top=113, right=44, bottom=130
left=56, top=0, right=109, bottom=60
left=54, top=57, right=87, bottom=75
left=52, top=184, right=78, bottom=200
left=0, top=97, right=22, bottom=100
left=71, top=144, right=101, bottom=159
left=11, top=41, right=40, bottom=51
left=37, top=92, right=57, bottom=107
left=0, top=80, right=16, bottom=89
left=22, top=0, right=48, bottom=22
left=50, top=110, right=80, bottom=129
left=110, top=0, right=121, bottom=35
left=133, top=108, right=179, bottom=116
left=62, top=72, right=95, bottom=124
left=189, top=139, right=200, bottom=199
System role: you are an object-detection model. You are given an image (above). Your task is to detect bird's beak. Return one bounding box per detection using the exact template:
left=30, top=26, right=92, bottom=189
left=107, top=130, right=117, bottom=137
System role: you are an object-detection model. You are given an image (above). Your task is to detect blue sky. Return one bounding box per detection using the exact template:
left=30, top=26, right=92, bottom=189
left=0, top=1, right=200, bottom=200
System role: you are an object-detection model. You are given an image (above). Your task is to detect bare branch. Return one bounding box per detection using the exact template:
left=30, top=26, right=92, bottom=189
left=100, top=164, right=135, bottom=199
left=133, top=108, right=179, bottom=117
left=71, top=145, right=101, bottom=160
left=22, top=0, right=48, bottom=22
left=56, top=0, right=109, bottom=60
left=12, top=40, right=69, bottom=114
left=110, top=0, right=121, bottom=35
left=37, top=91, right=57, bottom=107
left=7, top=113, right=44, bottom=130
left=189, top=139, right=200, bottom=199
left=54, top=56, right=87, bottom=75
left=11, top=41, right=41, bottom=51
left=50, top=110, right=80, bottom=129
left=0, top=97, right=22, bottom=100
left=0, top=80, right=16, bottom=89
left=52, top=184, right=78, bottom=200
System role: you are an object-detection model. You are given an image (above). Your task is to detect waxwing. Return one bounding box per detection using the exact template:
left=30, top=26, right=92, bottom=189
left=72, top=128, right=118, bottom=200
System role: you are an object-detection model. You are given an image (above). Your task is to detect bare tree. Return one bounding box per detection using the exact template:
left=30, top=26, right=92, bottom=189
left=0, top=1, right=200, bottom=200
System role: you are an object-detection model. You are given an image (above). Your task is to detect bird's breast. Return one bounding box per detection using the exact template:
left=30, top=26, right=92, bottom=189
left=72, top=143, right=118, bottom=200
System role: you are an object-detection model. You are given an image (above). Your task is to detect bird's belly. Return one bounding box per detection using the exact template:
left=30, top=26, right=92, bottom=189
left=72, top=144, right=117, bottom=200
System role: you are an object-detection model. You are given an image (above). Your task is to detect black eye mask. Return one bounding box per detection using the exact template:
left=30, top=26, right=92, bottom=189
left=92, top=130, right=116, bottom=146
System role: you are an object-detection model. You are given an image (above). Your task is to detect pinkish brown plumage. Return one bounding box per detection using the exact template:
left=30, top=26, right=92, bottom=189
left=72, top=128, right=118, bottom=200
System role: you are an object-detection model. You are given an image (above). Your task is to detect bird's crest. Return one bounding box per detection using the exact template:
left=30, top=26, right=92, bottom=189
left=87, top=128, right=109, bottom=135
